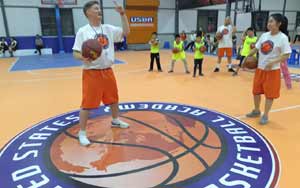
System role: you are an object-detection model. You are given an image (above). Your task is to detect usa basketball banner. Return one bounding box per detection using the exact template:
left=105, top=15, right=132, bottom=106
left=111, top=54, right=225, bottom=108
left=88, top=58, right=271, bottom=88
left=126, top=0, right=159, bottom=44
left=0, top=102, right=280, bottom=188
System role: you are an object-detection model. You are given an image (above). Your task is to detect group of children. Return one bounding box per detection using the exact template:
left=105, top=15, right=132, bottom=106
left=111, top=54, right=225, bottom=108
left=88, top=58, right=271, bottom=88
left=148, top=31, right=206, bottom=77
left=148, top=26, right=258, bottom=78
left=147, top=14, right=292, bottom=125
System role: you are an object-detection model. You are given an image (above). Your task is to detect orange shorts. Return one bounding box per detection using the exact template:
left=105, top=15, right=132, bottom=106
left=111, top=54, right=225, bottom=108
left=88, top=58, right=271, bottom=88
left=81, top=68, right=118, bottom=109
left=218, top=48, right=233, bottom=57
left=253, top=69, right=281, bottom=99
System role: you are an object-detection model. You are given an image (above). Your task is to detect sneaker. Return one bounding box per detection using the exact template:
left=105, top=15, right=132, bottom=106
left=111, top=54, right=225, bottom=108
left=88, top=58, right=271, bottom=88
left=232, top=72, right=238, bottom=76
left=199, top=73, right=204, bottom=76
left=111, top=119, right=130, bottom=129
left=168, top=70, right=174, bottom=73
left=148, top=69, right=153, bottom=72
left=158, top=69, right=163, bottom=72
left=214, top=68, right=220, bottom=72
left=78, top=130, right=91, bottom=146
left=186, top=71, right=190, bottom=74
left=246, top=110, right=261, bottom=118
left=228, top=68, right=235, bottom=72
left=259, top=115, right=269, bottom=125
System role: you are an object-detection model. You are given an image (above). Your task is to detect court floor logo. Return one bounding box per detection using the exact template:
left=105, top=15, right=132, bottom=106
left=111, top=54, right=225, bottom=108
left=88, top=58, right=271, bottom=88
left=0, top=102, right=280, bottom=188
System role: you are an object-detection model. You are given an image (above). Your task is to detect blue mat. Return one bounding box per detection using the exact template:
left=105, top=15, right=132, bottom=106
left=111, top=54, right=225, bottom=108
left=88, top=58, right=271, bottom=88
left=10, top=53, right=125, bottom=72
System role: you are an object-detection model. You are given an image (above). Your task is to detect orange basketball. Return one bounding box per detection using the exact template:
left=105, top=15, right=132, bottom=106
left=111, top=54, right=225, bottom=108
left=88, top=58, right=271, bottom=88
left=243, top=56, right=258, bottom=69
left=50, top=111, right=222, bottom=188
left=200, top=46, right=207, bottom=53
left=172, top=48, right=180, bottom=54
left=82, top=39, right=102, bottom=60
left=215, top=32, right=223, bottom=40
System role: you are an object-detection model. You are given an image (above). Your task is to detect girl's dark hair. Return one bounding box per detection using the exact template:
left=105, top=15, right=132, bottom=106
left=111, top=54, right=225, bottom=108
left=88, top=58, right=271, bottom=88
left=246, top=27, right=257, bottom=36
left=196, top=31, right=203, bottom=37
left=270, top=13, right=289, bottom=37
left=175, top=34, right=180, bottom=38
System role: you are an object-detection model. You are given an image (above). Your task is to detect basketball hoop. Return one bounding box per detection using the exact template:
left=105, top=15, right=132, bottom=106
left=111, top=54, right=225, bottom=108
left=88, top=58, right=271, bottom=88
left=57, top=0, right=63, bottom=8
left=41, top=0, right=77, bottom=6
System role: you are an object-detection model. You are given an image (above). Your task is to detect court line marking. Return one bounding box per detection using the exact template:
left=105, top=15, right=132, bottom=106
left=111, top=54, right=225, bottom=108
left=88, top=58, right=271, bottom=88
left=236, top=105, right=300, bottom=119
left=0, top=68, right=147, bottom=83
left=8, top=57, right=19, bottom=72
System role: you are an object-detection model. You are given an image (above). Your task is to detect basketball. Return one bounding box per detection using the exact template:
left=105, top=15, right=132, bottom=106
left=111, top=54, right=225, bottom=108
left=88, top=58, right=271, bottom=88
left=81, top=39, right=102, bottom=60
left=200, top=46, right=207, bottom=53
left=242, top=56, right=258, bottom=69
left=172, top=48, right=180, bottom=54
left=215, top=32, right=223, bottom=40
left=50, top=111, right=222, bottom=188
left=250, top=43, right=256, bottom=49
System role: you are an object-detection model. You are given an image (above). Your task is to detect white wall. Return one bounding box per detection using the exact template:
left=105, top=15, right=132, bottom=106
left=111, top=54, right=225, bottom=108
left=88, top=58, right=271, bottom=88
left=158, top=10, right=175, bottom=34
left=103, top=0, right=124, bottom=7
left=159, top=0, right=176, bottom=9
left=179, top=10, right=197, bottom=32
left=103, top=9, right=122, bottom=27
left=0, top=9, right=6, bottom=36
left=158, top=0, right=176, bottom=34
left=73, top=9, right=88, bottom=33
left=4, top=0, right=84, bottom=8
left=195, top=0, right=300, bottom=30
left=6, top=8, right=41, bottom=36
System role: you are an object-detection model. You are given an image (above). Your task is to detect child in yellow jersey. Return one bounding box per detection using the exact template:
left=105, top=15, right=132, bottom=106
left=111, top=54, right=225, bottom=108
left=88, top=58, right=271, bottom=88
left=233, top=27, right=257, bottom=76
left=168, top=34, right=190, bottom=74
left=193, top=32, right=205, bottom=77
left=148, top=32, right=162, bottom=72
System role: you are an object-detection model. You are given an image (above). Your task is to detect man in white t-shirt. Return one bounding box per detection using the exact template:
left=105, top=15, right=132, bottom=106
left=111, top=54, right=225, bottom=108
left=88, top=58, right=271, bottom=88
left=72, top=0, right=130, bottom=146
left=214, top=17, right=237, bottom=72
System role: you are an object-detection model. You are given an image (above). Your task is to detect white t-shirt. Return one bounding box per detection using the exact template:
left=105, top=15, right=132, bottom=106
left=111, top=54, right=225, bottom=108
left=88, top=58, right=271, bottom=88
left=255, top=31, right=291, bottom=70
left=73, top=24, right=123, bottom=69
left=217, top=25, right=233, bottom=48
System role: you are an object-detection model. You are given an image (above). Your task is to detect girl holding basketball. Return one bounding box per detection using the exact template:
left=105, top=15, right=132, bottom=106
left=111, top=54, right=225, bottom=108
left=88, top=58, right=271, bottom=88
left=245, top=14, right=291, bottom=125
left=168, top=34, right=190, bottom=74
left=233, top=27, right=257, bottom=76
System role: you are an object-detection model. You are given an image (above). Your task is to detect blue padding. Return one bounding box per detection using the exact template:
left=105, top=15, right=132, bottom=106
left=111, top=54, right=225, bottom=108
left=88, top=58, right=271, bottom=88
left=10, top=53, right=125, bottom=72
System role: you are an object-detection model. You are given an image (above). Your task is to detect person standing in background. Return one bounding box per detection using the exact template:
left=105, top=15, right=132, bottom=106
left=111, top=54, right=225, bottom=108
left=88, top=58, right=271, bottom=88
left=35, top=34, right=44, bottom=56
left=213, top=17, right=237, bottom=73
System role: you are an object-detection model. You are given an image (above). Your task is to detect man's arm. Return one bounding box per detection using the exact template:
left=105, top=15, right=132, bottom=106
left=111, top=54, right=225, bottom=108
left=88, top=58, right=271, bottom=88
left=113, top=1, right=130, bottom=37
left=73, top=50, right=92, bottom=65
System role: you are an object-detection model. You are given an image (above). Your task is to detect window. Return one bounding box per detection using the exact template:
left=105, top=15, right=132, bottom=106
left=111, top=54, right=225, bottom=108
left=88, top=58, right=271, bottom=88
left=251, top=11, right=269, bottom=31
left=197, top=10, right=218, bottom=33
left=296, top=12, right=300, bottom=28
left=39, top=8, right=74, bottom=36
left=39, top=8, right=57, bottom=36
left=60, top=9, right=75, bottom=36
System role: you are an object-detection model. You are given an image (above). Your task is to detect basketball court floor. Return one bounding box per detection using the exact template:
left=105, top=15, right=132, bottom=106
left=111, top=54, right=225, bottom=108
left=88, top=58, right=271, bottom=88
left=0, top=51, right=300, bottom=187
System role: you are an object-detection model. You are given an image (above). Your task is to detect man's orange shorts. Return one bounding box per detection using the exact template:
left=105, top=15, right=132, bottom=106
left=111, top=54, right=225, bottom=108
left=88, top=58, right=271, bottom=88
left=218, top=48, right=233, bottom=57
left=81, top=68, right=118, bottom=109
left=252, top=69, right=281, bottom=99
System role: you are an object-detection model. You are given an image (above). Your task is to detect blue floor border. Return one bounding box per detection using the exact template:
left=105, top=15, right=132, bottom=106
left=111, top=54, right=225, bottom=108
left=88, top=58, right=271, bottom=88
left=9, top=54, right=125, bottom=72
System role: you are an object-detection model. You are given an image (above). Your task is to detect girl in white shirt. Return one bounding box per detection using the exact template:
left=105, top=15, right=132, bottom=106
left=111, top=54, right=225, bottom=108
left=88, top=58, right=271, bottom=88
left=245, top=13, right=292, bottom=125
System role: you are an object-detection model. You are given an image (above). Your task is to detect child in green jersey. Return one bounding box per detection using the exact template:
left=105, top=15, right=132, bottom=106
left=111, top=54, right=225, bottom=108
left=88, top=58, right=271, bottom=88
left=149, top=32, right=162, bottom=72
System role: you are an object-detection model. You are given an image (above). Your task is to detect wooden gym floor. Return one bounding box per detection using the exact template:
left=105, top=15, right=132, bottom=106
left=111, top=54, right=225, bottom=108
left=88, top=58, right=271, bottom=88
left=0, top=50, right=299, bottom=187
